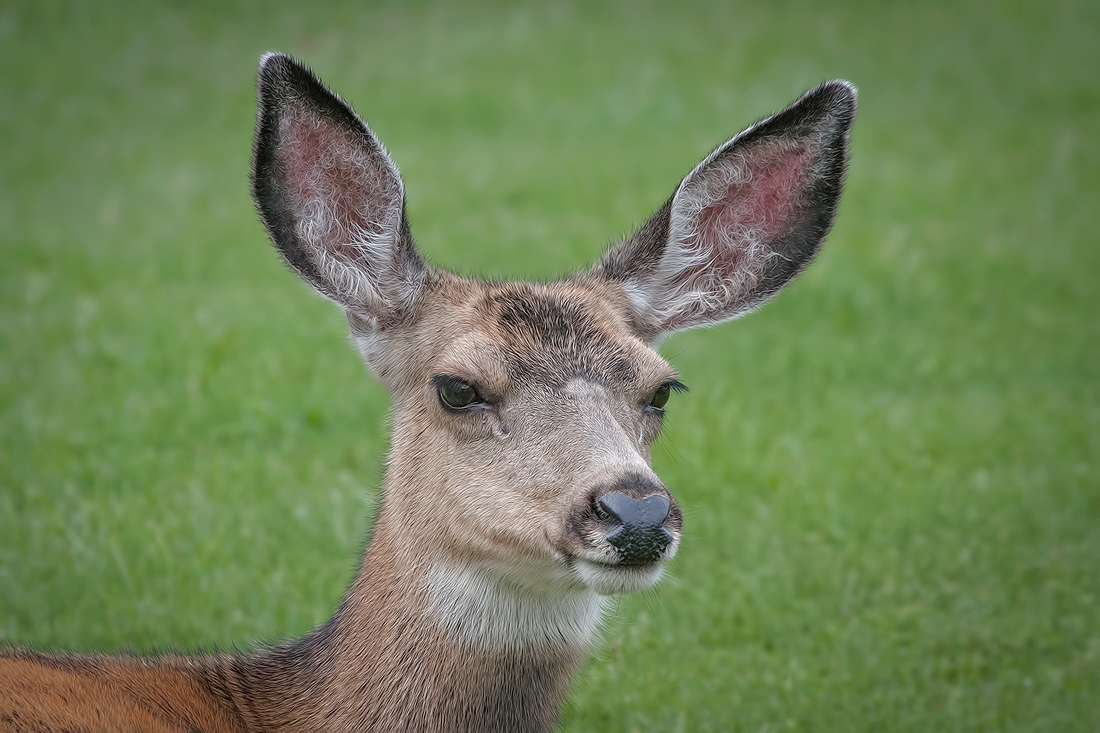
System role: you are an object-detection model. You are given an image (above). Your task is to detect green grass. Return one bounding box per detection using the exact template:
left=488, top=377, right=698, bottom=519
left=2, top=0, right=1098, bottom=730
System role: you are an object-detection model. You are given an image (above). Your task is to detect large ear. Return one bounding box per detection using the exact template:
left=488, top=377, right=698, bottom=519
left=251, top=53, right=425, bottom=329
left=593, top=81, right=856, bottom=341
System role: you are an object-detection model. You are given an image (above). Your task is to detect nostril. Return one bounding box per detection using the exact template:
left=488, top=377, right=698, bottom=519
left=593, top=496, right=617, bottom=524
left=595, top=491, right=675, bottom=565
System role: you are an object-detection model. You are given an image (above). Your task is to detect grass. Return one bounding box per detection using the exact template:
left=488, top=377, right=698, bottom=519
left=1, top=0, right=1098, bottom=730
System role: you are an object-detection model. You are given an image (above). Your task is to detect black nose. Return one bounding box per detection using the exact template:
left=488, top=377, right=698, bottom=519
left=597, top=491, right=674, bottom=565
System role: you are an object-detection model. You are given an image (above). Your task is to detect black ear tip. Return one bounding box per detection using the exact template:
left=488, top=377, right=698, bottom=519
left=259, top=51, right=295, bottom=78
left=805, top=79, right=858, bottom=120
left=821, top=79, right=858, bottom=99
left=782, top=80, right=857, bottom=139
left=823, top=79, right=858, bottom=114
left=257, top=52, right=316, bottom=94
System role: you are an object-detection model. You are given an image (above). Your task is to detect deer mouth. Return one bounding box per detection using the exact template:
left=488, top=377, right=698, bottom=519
left=550, top=502, right=681, bottom=595
left=560, top=531, right=679, bottom=595
left=570, top=555, right=669, bottom=595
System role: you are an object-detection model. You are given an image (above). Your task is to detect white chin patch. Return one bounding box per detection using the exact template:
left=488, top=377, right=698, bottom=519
left=574, top=559, right=666, bottom=596
left=426, top=563, right=608, bottom=652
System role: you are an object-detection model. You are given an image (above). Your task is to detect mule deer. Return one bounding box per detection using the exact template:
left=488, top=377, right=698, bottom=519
left=0, top=53, right=855, bottom=732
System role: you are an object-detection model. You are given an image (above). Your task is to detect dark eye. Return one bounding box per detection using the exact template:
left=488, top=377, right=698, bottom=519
left=435, top=376, right=484, bottom=411
left=647, top=384, right=671, bottom=410
left=645, top=380, right=686, bottom=412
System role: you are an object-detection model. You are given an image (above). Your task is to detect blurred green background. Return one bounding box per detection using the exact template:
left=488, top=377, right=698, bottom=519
left=1, top=0, right=1097, bottom=730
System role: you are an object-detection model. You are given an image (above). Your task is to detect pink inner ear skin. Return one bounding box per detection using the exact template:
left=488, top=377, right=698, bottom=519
left=278, top=108, right=399, bottom=260
left=651, top=142, right=819, bottom=333
left=696, top=144, right=814, bottom=260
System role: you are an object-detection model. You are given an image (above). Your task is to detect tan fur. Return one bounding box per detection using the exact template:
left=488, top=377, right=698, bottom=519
left=1, top=54, right=855, bottom=732
left=0, top=278, right=672, bottom=733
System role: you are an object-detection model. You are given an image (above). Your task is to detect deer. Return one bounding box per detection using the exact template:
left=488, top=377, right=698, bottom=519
left=0, top=53, right=855, bottom=732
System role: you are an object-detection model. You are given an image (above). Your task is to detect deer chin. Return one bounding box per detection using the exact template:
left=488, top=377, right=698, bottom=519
left=572, top=557, right=668, bottom=596
left=424, top=560, right=609, bottom=652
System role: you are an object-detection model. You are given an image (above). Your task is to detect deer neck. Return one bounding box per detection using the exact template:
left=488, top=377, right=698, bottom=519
left=235, top=509, right=604, bottom=733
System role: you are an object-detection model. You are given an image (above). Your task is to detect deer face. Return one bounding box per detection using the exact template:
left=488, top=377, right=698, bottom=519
left=250, top=53, right=853, bottom=633
left=357, top=277, right=685, bottom=598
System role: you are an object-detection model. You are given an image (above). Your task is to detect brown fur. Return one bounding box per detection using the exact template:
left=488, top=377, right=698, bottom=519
left=1, top=54, right=854, bottom=732
left=1, top=521, right=580, bottom=732
left=0, top=278, right=651, bottom=733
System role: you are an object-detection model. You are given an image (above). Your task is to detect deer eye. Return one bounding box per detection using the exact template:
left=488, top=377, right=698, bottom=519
left=645, top=380, right=687, bottom=412
left=435, top=376, right=484, bottom=412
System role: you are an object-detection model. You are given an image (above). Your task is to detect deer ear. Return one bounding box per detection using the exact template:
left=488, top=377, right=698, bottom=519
left=594, top=81, right=856, bottom=341
left=251, top=53, right=425, bottom=329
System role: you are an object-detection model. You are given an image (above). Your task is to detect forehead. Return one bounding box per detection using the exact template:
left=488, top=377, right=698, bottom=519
left=468, top=282, right=666, bottom=389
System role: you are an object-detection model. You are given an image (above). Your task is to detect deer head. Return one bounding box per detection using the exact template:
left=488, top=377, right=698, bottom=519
left=251, top=53, right=854, bottom=649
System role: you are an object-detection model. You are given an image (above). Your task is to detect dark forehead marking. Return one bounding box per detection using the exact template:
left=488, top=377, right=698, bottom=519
left=481, top=286, right=639, bottom=388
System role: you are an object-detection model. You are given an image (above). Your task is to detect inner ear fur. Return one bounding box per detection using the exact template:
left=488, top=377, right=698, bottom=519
left=593, top=80, right=857, bottom=341
left=251, top=52, right=425, bottom=328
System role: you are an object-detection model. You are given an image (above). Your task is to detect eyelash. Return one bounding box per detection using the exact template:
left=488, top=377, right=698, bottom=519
left=645, top=379, right=688, bottom=412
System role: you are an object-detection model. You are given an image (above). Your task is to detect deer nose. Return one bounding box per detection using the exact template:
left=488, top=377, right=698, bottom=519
left=597, top=491, right=674, bottom=565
